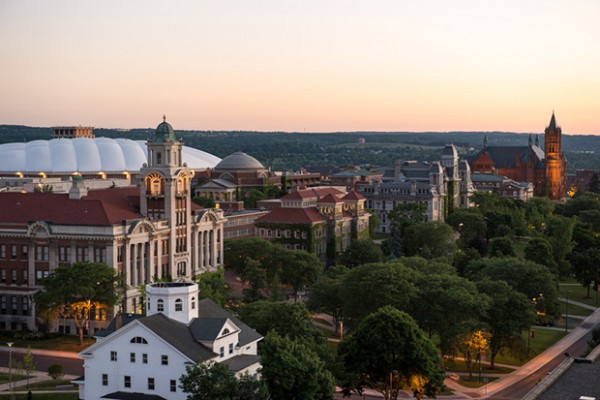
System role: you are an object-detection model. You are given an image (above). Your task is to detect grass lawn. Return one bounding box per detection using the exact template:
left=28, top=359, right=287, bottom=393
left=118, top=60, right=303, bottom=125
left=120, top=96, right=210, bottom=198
left=0, top=394, right=78, bottom=400
left=559, top=284, right=600, bottom=308
left=561, top=301, right=594, bottom=317
left=493, top=328, right=567, bottom=366
left=445, top=359, right=515, bottom=374
left=13, top=379, right=74, bottom=391
left=0, top=373, right=28, bottom=385
left=0, top=335, right=92, bottom=353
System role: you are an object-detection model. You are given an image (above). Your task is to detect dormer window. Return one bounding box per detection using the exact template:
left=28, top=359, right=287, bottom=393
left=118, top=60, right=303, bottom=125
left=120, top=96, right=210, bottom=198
left=222, top=328, right=230, bottom=335
left=175, top=298, right=183, bottom=312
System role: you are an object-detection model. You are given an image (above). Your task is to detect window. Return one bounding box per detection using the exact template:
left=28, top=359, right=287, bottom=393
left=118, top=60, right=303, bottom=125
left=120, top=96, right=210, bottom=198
left=219, top=346, right=224, bottom=358
left=161, top=355, right=168, bottom=365
left=58, top=247, right=70, bottom=263
left=0, top=269, right=4, bottom=283
left=175, top=298, right=182, bottom=312
left=102, top=374, right=108, bottom=386
left=117, top=246, right=123, bottom=263
left=110, top=351, right=117, bottom=361
left=21, top=245, right=27, bottom=258
left=130, top=352, right=136, bottom=363
left=0, top=244, right=5, bottom=259
left=11, top=245, right=16, bottom=259
left=124, top=376, right=131, bottom=388
left=148, top=377, right=155, bottom=390
left=157, top=299, right=164, bottom=312
left=11, top=270, right=16, bottom=284
left=229, top=343, right=234, bottom=354
left=130, top=336, right=148, bottom=344
left=142, top=353, right=148, bottom=364
left=191, top=297, right=195, bottom=310
left=170, top=379, right=177, bottom=392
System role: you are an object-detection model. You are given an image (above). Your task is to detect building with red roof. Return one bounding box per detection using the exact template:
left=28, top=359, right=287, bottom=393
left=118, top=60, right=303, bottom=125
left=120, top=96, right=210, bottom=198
left=254, top=187, right=369, bottom=264
left=0, top=119, right=224, bottom=333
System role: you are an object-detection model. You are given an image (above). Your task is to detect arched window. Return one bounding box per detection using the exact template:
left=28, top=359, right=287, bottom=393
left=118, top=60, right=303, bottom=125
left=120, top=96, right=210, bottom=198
left=157, top=299, right=164, bottom=312
left=222, top=328, right=230, bottom=335
left=130, top=336, right=148, bottom=344
left=175, top=298, right=183, bottom=312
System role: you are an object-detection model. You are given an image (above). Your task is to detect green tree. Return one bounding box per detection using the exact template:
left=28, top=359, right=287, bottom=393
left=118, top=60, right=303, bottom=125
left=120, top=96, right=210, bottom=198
left=240, top=258, right=268, bottom=302
left=340, top=306, right=444, bottom=400
left=545, top=215, right=575, bottom=276
left=191, top=196, right=216, bottom=208
left=281, top=250, right=320, bottom=302
left=23, top=346, right=36, bottom=391
left=446, top=208, right=487, bottom=252
left=195, top=269, right=229, bottom=306
left=238, top=301, right=319, bottom=340
left=307, top=265, right=348, bottom=335
left=465, top=258, right=559, bottom=324
left=35, top=262, right=123, bottom=345
left=488, top=236, right=516, bottom=258
left=180, top=360, right=268, bottom=400
left=476, top=279, right=535, bottom=368
left=340, top=262, right=419, bottom=326
left=589, top=173, right=600, bottom=194
left=260, top=332, right=335, bottom=400
left=403, top=222, right=457, bottom=259
left=339, top=239, right=384, bottom=268
left=524, top=237, right=558, bottom=275
left=570, top=248, right=600, bottom=298
left=47, top=364, right=64, bottom=381
left=410, top=274, right=488, bottom=357
left=387, top=203, right=427, bottom=257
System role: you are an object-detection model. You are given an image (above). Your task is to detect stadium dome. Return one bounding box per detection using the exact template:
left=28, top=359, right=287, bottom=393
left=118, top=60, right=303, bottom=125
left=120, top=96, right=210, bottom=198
left=214, top=152, right=265, bottom=171
left=0, top=137, right=221, bottom=174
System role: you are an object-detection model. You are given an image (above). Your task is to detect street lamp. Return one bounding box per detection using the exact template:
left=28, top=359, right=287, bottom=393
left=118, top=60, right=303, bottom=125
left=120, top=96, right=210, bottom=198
left=565, top=291, right=570, bottom=333
left=7, top=342, right=14, bottom=400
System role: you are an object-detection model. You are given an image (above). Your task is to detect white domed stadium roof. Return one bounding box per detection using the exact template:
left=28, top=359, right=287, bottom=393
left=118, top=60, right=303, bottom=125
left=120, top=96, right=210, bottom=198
left=0, top=137, right=221, bottom=173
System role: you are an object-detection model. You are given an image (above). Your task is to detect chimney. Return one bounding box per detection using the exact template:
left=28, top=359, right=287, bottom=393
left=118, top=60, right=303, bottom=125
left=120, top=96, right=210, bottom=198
left=69, top=176, right=88, bottom=199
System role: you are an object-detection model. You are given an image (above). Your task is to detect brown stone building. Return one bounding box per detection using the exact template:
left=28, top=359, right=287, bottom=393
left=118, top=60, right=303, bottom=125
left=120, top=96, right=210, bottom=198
left=470, top=113, right=567, bottom=200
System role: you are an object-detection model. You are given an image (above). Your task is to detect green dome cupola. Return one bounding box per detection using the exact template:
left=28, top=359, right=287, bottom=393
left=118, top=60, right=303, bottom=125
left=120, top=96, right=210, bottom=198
left=153, top=115, right=178, bottom=143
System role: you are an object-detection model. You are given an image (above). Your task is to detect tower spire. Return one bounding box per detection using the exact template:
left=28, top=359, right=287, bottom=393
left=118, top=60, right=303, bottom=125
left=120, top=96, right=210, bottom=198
left=528, top=134, right=533, bottom=146
left=549, top=112, right=556, bottom=130
left=483, top=135, right=488, bottom=148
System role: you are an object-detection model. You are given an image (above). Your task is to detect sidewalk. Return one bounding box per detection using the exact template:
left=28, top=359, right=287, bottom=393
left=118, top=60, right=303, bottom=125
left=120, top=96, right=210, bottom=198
left=559, top=297, right=598, bottom=311
left=0, top=367, right=79, bottom=392
left=478, top=306, right=600, bottom=398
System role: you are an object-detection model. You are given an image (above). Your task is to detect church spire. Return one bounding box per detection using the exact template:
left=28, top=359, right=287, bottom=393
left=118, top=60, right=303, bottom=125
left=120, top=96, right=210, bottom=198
left=549, top=112, right=557, bottom=130
left=483, top=135, right=488, bottom=148
left=528, top=134, right=533, bottom=146
left=535, top=134, right=539, bottom=146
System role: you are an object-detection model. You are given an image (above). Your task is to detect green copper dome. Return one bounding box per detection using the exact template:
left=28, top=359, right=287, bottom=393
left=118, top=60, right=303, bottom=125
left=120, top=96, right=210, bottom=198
left=153, top=116, right=178, bottom=143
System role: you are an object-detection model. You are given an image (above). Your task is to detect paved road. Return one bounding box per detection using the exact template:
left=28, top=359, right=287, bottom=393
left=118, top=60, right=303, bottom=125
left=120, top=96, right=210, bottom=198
left=0, top=348, right=83, bottom=376
left=492, top=326, right=592, bottom=400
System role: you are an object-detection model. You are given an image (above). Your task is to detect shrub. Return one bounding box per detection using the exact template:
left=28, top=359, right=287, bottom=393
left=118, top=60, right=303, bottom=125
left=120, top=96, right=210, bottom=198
left=48, top=364, right=64, bottom=380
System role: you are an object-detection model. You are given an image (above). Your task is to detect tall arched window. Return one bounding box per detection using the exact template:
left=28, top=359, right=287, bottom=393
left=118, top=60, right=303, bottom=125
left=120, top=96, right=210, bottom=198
left=157, top=299, right=164, bottom=312
left=175, top=298, right=183, bottom=312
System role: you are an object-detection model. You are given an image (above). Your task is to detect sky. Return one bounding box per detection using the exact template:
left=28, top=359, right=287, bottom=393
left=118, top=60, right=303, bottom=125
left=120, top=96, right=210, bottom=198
left=1, top=1, right=599, bottom=134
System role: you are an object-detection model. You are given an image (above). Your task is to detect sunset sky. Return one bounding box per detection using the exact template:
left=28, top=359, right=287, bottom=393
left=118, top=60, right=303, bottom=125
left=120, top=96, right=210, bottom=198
left=1, top=1, right=599, bottom=133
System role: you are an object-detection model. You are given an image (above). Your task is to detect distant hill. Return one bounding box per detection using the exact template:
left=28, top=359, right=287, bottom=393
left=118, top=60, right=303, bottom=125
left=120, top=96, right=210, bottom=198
left=1, top=125, right=599, bottom=173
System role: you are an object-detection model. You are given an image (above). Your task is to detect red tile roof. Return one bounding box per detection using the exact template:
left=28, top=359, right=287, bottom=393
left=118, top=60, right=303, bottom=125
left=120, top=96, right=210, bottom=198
left=280, top=187, right=344, bottom=201
left=342, top=191, right=366, bottom=201
left=0, top=187, right=142, bottom=226
left=255, top=207, right=326, bottom=225
left=318, top=193, right=343, bottom=204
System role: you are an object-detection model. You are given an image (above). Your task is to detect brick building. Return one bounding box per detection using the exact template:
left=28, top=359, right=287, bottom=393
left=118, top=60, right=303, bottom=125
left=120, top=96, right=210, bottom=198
left=0, top=119, right=224, bottom=333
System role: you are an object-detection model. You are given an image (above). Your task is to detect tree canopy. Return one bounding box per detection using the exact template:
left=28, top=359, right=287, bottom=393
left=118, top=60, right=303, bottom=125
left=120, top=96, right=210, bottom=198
left=35, top=262, right=123, bottom=345
left=339, top=306, right=444, bottom=400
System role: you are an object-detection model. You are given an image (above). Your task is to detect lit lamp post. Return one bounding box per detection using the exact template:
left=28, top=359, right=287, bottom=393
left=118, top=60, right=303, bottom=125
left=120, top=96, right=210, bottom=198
left=7, top=341, right=14, bottom=400
left=565, top=291, right=570, bottom=333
